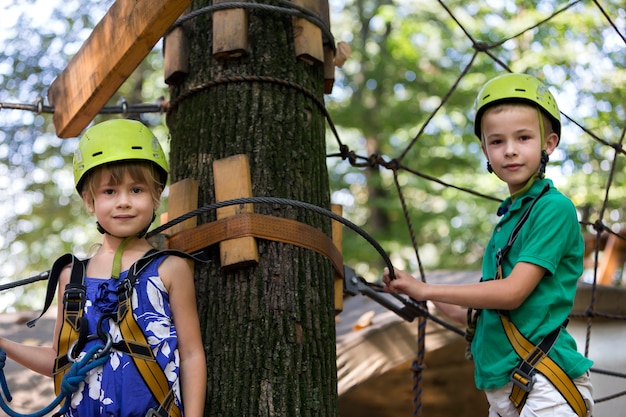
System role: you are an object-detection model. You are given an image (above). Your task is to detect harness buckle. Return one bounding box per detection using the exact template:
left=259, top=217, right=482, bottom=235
left=145, top=407, right=168, bottom=417
left=510, top=367, right=536, bottom=393
left=63, top=284, right=85, bottom=310
left=117, top=278, right=133, bottom=296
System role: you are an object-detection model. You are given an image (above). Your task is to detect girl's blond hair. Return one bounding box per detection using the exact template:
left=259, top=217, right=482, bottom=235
left=81, top=161, right=163, bottom=208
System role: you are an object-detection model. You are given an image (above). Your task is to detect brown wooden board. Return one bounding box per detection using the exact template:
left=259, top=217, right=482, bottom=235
left=164, top=26, right=190, bottom=85
left=292, top=0, right=324, bottom=66
left=332, top=204, right=344, bottom=313
left=48, top=0, right=192, bottom=138
left=213, top=0, right=249, bottom=59
left=213, top=154, right=259, bottom=269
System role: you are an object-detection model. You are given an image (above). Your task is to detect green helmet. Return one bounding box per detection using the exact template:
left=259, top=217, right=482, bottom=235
left=474, top=73, right=561, bottom=140
left=73, top=119, right=168, bottom=194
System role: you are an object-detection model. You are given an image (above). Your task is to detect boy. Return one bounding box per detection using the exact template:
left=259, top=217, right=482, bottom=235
left=383, top=73, right=593, bottom=416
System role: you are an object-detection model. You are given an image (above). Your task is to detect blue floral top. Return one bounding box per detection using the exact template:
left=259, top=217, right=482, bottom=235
left=66, top=256, right=182, bottom=416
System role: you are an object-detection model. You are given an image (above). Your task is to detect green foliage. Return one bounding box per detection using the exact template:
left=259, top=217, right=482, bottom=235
left=326, top=0, right=625, bottom=279
left=0, top=0, right=168, bottom=311
left=0, top=0, right=624, bottom=308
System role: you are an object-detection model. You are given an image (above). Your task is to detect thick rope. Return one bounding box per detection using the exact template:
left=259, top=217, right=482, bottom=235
left=0, top=344, right=109, bottom=417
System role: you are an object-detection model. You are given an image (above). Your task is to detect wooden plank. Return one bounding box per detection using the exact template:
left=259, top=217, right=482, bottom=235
left=213, top=154, right=259, bottom=269
left=213, top=0, right=249, bottom=59
left=292, top=0, right=324, bottom=66
left=163, top=179, right=199, bottom=271
left=166, top=179, right=199, bottom=235
left=164, top=26, right=189, bottom=85
left=323, top=47, right=335, bottom=94
left=318, top=0, right=334, bottom=93
left=164, top=6, right=191, bottom=85
left=48, top=0, right=192, bottom=138
left=332, top=204, right=344, bottom=314
left=597, top=234, right=626, bottom=286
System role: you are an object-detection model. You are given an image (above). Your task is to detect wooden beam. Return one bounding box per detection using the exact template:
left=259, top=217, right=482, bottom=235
left=318, top=0, right=335, bottom=93
left=597, top=234, right=626, bottom=286
left=213, top=154, right=259, bottom=270
left=48, top=0, right=192, bottom=138
left=332, top=204, right=344, bottom=314
left=161, top=179, right=199, bottom=271
left=165, top=179, right=199, bottom=236
left=164, top=26, right=190, bottom=85
left=213, top=0, right=249, bottom=59
left=292, top=0, right=324, bottom=66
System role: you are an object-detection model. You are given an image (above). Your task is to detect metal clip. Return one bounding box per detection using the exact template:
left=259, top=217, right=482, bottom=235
left=67, top=332, right=113, bottom=363
left=145, top=406, right=168, bottom=417
left=93, top=332, right=113, bottom=359
left=510, top=367, right=536, bottom=393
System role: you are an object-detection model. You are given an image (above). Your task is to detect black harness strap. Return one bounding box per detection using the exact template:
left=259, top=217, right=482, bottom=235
left=27, top=253, right=87, bottom=329
left=494, top=183, right=550, bottom=281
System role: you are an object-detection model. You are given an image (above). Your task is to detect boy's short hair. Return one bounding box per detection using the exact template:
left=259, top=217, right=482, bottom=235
left=474, top=73, right=561, bottom=141
left=482, top=102, right=556, bottom=136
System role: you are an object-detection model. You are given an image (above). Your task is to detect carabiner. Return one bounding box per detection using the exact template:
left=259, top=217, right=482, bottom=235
left=67, top=332, right=113, bottom=363
left=93, top=332, right=113, bottom=359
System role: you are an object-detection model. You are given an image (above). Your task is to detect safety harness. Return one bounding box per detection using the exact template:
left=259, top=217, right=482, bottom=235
left=466, top=182, right=587, bottom=417
left=28, top=248, right=207, bottom=417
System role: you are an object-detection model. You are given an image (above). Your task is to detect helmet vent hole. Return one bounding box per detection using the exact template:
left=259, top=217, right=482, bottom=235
left=514, top=88, right=526, bottom=92
left=92, top=151, right=103, bottom=157
left=132, top=146, right=143, bottom=150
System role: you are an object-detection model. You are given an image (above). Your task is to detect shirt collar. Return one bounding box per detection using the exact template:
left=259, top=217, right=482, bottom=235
left=496, top=178, right=552, bottom=216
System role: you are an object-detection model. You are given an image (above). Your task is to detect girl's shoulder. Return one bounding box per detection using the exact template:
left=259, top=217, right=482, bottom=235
left=155, top=254, right=194, bottom=289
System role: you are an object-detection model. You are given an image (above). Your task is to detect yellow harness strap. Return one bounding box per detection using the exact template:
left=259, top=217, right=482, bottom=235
left=483, top=183, right=586, bottom=416
left=116, top=302, right=181, bottom=417
left=48, top=250, right=200, bottom=417
left=49, top=254, right=88, bottom=395
left=500, top=316, right=587, bottom=417
left=112, top=248, right=207, bottom=417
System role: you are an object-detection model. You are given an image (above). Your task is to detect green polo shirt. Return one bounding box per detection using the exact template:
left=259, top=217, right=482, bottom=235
left=472, top=178, right=593, bottom=390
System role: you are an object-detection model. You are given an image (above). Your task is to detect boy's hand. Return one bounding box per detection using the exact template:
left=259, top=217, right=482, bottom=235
left=382, top=267, right=424, bottom=300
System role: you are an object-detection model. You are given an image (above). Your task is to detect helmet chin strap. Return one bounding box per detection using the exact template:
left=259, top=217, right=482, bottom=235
left=95, top=211, right=157, bottom=279
left=536, top=107, right=549, bottom=179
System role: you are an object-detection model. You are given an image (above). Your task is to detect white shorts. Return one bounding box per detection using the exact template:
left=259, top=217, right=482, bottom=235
left=485, top=371, right=593, bottom=417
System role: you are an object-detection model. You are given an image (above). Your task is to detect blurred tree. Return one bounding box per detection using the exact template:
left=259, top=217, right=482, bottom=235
left=0, top=0, right=624, bottom=312
left=0, top=0, right=169, bottom=311
left=325, top=0, right=625, bottom=278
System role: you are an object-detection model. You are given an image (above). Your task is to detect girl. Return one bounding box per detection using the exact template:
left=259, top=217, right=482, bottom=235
left=0, top=119, right=206, bottom=416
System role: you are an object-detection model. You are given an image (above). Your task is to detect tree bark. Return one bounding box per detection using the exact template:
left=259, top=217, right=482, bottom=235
left=166, top=1, right=337, bottom=416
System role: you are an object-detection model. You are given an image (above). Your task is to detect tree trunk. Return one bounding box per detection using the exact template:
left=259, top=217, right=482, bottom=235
left=166, top=1, right=337, bottom=416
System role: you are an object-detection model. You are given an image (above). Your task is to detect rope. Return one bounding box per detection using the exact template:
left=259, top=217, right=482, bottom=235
left=0, top=344, right=109, bottom=417
left=148, top=196, right=397, bottom=280
left=167, top=1, right=335, bottom=51
left=1, top=0, right=626, bottom=412
left=0, top=98, right=168, bottom=116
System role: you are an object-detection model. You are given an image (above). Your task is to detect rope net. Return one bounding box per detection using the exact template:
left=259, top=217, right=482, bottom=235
left=0, top=0, right=625, bottom=416
left=321, top=1, right=625, bottom=415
